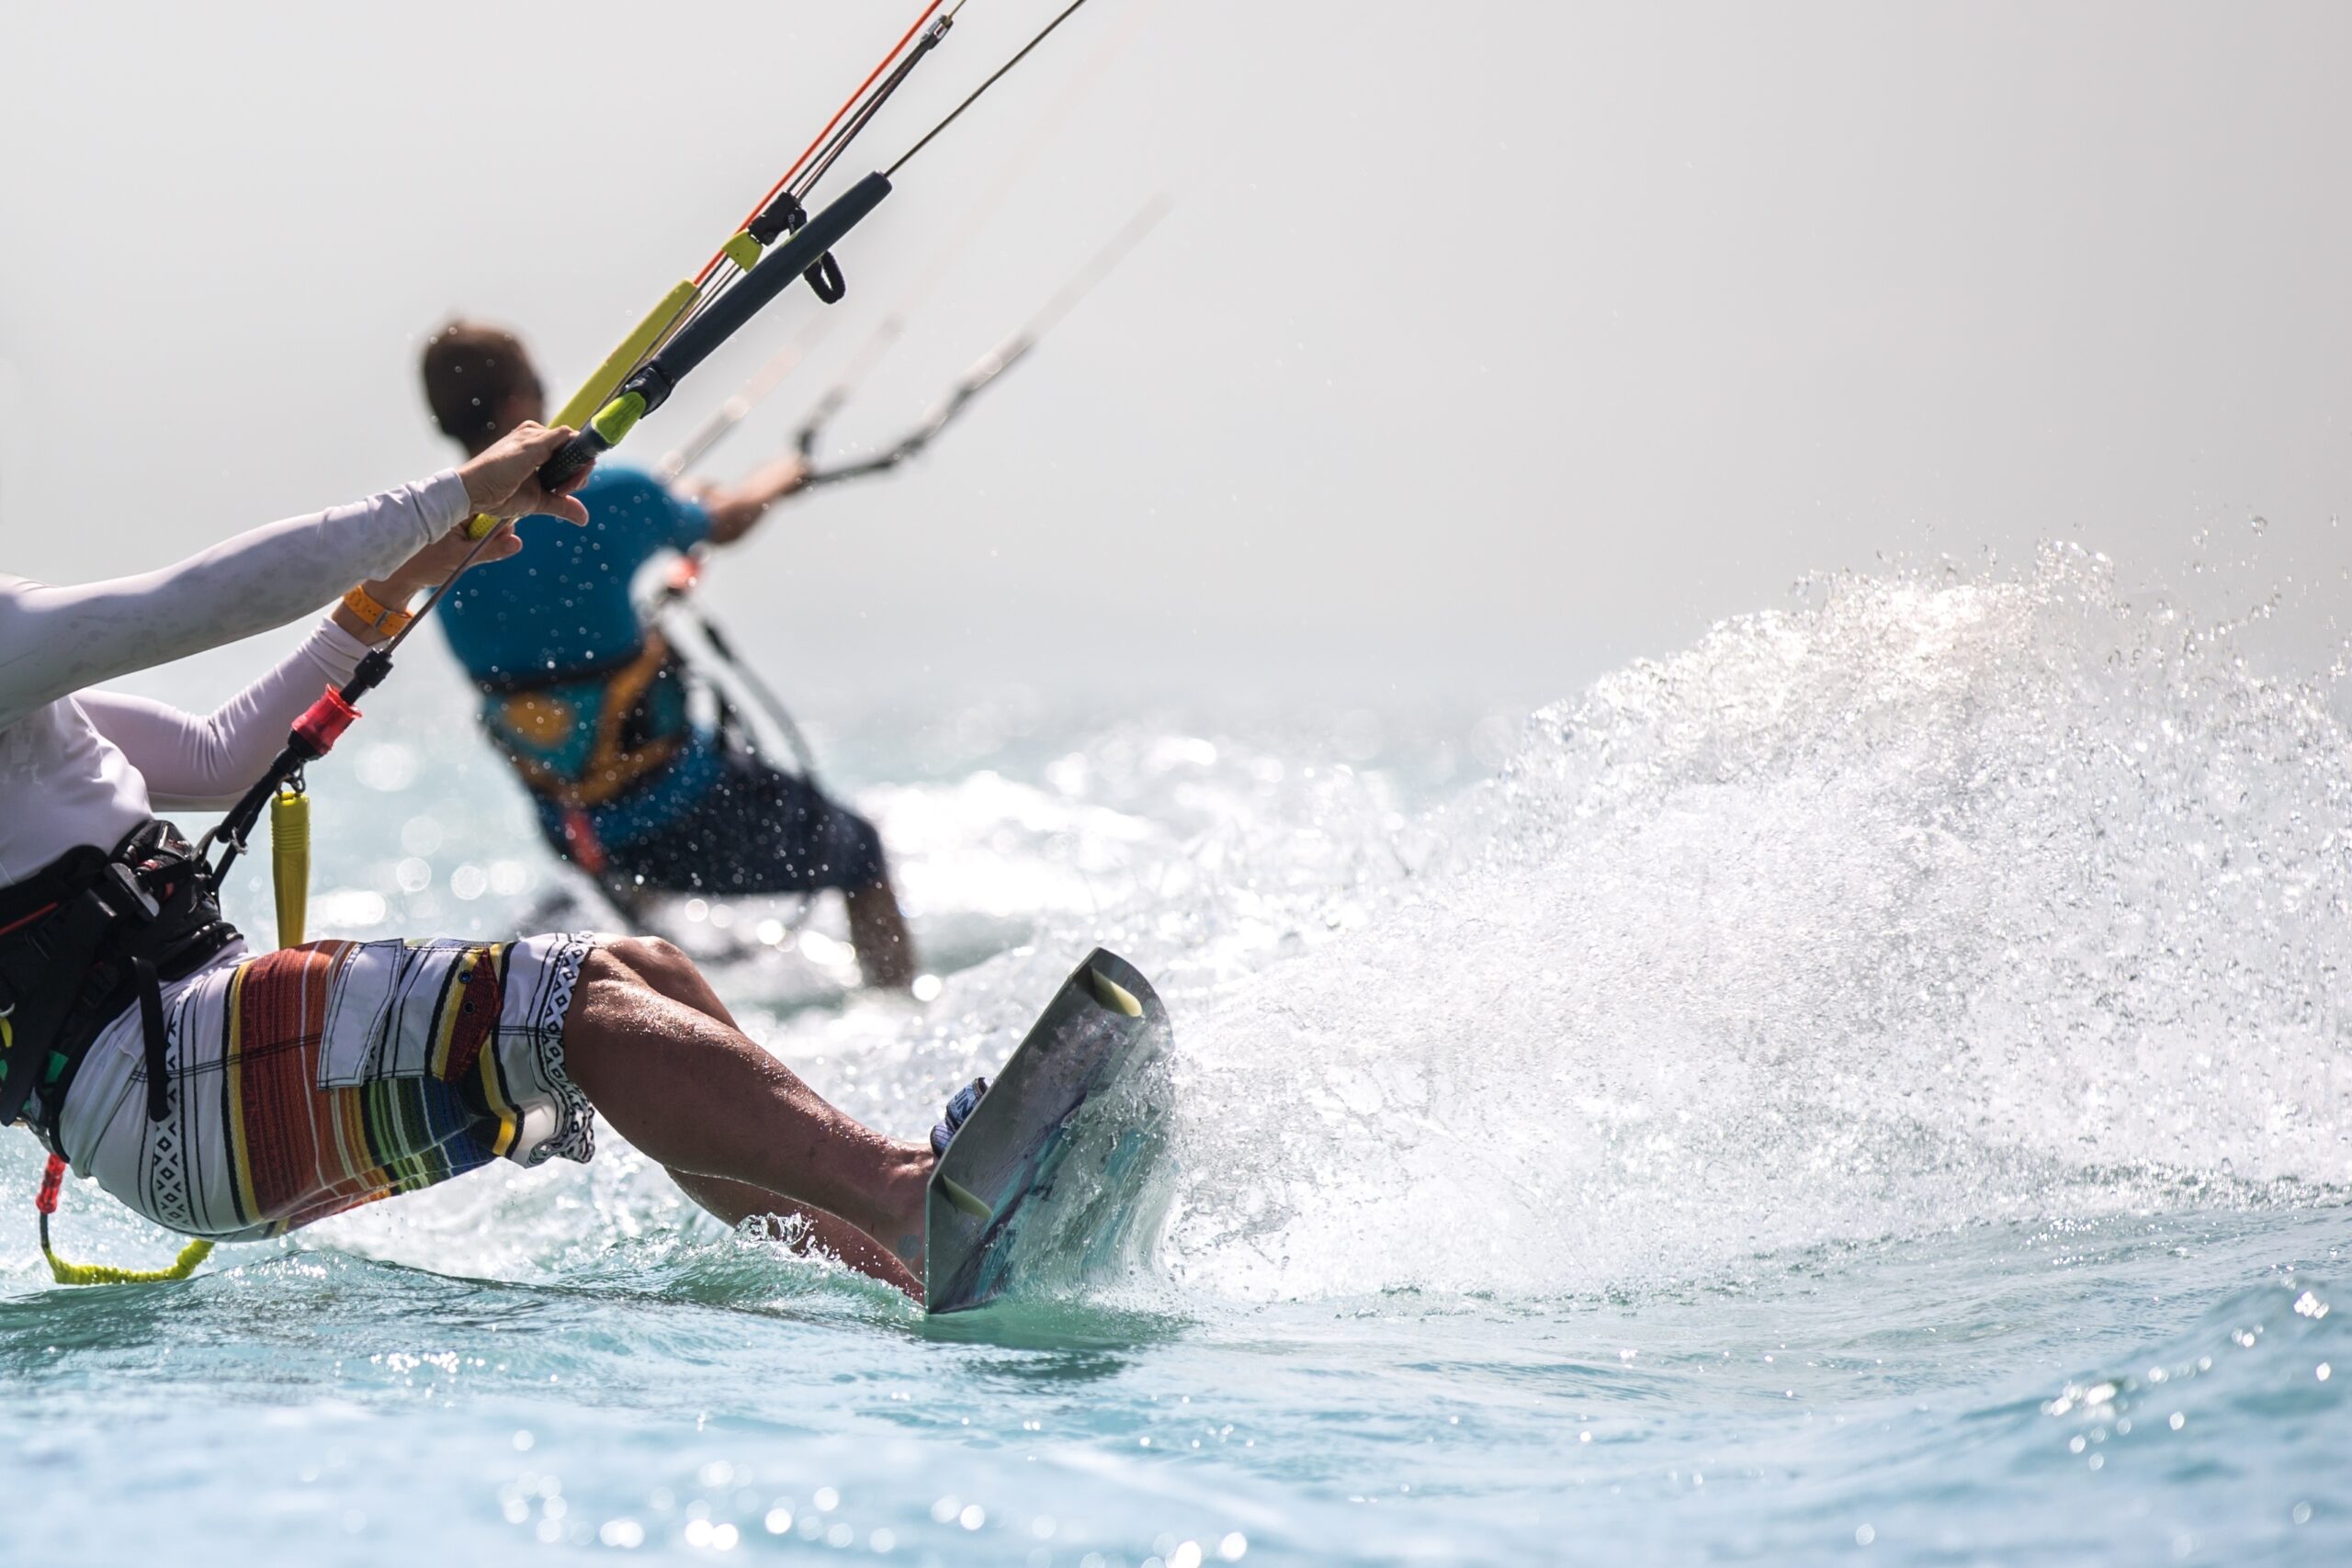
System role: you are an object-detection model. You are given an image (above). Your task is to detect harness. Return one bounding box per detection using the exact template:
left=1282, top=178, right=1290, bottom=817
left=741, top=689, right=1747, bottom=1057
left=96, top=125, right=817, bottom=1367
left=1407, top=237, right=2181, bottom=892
left=0, top=820, right=246, bottom=1285
left=0, top=819, right=239, bottom=1286
left=0, top=821, right=240, bottom=1152
left=479, top=632, right=691, bottom=810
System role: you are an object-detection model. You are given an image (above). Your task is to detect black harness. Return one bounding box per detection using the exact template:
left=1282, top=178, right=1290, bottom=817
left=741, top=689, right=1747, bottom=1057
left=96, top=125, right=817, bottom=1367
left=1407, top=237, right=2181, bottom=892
left=0, top=821, right=241, bottom=1150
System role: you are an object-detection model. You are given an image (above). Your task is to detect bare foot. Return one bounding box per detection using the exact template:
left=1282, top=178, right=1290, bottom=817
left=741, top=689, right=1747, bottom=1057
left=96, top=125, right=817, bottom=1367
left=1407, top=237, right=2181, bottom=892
left=876, top=1141, right=935, bottom=1282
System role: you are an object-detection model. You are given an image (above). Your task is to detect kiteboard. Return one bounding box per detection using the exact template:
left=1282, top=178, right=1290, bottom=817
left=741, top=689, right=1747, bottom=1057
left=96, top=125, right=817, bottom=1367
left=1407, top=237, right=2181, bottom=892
left=925, top=947, right=1171, bottom=1314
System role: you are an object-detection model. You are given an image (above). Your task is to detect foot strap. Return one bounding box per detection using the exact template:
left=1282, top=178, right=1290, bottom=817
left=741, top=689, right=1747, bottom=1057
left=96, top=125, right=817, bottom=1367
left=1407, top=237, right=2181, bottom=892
left=930, top=1077, right=989, bottom=1156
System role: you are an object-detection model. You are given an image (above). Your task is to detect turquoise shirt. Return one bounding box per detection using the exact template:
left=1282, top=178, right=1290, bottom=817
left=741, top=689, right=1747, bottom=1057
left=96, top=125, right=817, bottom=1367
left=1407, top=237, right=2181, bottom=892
left=437, top=466, right=719, bottom=849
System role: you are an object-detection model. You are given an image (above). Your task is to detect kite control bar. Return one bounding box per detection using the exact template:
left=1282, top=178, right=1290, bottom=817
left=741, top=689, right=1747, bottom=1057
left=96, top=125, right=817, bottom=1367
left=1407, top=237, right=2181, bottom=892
left=534, top=174, right=896, bottom=494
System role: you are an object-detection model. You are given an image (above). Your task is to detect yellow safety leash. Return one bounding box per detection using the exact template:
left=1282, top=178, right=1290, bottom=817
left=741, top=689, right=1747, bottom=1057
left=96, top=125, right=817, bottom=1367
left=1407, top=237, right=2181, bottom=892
left=39, top=1184, right=213, bottom=1285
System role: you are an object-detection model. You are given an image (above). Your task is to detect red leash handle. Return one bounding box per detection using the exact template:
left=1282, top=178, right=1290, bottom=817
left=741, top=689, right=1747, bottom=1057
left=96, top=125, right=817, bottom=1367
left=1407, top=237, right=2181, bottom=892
left=291, top=686, right=362, bottom=757
left=36, top=1155, right=65, bottom=1216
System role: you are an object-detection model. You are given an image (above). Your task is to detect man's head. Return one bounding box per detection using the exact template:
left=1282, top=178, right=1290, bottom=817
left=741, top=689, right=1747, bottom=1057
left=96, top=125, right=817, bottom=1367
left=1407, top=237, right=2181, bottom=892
left=422, top=321, right=546, bottom=455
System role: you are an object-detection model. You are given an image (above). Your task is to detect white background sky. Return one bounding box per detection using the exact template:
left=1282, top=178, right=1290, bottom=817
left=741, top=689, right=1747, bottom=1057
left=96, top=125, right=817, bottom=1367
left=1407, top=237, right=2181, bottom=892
left=4, top=2, right=2348, bottom=712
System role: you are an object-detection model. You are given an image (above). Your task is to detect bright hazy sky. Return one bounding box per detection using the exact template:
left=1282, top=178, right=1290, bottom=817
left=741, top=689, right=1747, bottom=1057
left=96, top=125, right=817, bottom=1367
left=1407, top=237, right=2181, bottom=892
left=4, top=2, right=2348, bottom=709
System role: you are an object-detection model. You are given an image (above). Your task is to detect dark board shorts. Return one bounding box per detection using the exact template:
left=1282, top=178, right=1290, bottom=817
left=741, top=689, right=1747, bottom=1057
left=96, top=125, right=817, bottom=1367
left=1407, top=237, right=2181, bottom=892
left=590, top=750, right=888, bottom=897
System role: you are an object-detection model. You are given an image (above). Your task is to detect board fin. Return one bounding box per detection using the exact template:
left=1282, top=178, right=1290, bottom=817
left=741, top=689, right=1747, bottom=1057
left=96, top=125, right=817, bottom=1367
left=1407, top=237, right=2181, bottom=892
left=939, top=1175, right=993, bottom=1222
left=1089, top=968, right=1143, bottom=1017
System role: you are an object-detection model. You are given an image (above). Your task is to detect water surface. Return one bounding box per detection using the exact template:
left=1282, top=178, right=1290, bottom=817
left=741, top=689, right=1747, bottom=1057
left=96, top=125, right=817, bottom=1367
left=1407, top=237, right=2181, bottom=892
left=5, top=551, right=2347, bottom=1563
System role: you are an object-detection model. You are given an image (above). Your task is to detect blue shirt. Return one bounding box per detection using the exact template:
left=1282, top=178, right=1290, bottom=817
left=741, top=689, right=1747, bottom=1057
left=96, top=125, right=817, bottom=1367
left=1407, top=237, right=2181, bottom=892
left=439, top=466, right=718, bottom=849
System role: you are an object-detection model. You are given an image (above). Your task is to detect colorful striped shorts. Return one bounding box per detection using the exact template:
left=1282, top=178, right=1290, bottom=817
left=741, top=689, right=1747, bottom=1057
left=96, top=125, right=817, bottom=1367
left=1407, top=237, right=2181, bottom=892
left=56, top=931, right=599, bottom=1242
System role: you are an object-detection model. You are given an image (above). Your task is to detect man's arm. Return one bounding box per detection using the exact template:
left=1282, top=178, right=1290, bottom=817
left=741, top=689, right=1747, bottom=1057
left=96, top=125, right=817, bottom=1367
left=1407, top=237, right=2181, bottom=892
left=0, top=475, right=460, bottom=732
left=76, top=618, right=378, bottom=809
left=0, top=422, right=589, bottom=733
left=692, top=455, right=810, bottom=547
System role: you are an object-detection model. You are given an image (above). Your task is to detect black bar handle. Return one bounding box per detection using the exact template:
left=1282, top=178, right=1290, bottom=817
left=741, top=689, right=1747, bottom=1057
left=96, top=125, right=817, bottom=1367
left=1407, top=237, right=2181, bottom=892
left=528, top=175, right=892, bottom=491
left=537, top=429, right=611, bottom=493
left=657, top=173, right=892, bottom=382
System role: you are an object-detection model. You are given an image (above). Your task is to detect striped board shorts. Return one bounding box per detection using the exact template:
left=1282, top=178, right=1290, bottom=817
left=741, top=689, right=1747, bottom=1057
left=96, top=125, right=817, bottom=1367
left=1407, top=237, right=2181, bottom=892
left=55, top=931, right=599, bottom=1243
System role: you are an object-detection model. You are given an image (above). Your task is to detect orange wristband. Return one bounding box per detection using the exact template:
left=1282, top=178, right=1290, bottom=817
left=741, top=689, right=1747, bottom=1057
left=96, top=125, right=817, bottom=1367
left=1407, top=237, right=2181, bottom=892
left=341, top=584, right=414, bottom=638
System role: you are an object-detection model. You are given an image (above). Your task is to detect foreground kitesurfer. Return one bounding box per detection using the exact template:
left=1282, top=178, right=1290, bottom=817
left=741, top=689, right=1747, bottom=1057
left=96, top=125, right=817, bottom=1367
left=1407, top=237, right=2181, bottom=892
left=421, top=322, right=917, bottom=987
left=0, top=434, right=946, bottom=1293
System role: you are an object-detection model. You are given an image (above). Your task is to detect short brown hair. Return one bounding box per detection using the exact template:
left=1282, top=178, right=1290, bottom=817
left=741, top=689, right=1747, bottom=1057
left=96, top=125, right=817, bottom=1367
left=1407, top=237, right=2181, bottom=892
left=421, top=321, right=538, bottom=449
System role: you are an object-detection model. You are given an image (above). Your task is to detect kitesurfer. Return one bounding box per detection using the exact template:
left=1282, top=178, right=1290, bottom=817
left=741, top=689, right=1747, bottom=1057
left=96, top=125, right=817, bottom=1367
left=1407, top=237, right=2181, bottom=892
left=419, top=321, right=917, bottom=988
left=0, top=434, right=953, bottom=1293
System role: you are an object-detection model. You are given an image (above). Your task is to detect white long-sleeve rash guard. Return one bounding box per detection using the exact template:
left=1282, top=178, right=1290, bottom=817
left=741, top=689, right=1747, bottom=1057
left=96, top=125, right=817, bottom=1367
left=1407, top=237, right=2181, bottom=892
left=0, top=471, right=469, bottom=886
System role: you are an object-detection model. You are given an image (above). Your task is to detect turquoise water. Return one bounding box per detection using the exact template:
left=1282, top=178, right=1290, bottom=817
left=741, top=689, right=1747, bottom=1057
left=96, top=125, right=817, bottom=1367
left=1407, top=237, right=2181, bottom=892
left=5, top=550, right=2349, bottom=1563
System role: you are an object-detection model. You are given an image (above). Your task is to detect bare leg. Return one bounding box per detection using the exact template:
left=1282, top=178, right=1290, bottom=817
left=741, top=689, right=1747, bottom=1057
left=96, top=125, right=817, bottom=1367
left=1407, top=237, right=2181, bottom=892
left=587, top=941, right=910, bottom=1280
left=561, top=938, right=932, bottom=1290
left=845, top=877, right=917, bottom=990
left=605, top=936, right=745, bottom=1027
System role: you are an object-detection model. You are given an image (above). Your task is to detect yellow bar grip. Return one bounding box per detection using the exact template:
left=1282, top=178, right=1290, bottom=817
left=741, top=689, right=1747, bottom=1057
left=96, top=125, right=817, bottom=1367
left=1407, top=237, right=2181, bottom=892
left=588, top=391, right=650, bottom=447
left=465, top=278, right=703, bottom=538
left=550, top=279, right=701, bottom=428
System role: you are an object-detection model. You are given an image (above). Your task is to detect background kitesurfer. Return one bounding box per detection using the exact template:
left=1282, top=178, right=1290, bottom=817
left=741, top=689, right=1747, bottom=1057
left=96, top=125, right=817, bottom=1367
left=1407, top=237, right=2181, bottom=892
left=419, top=321, right=918, bottom=988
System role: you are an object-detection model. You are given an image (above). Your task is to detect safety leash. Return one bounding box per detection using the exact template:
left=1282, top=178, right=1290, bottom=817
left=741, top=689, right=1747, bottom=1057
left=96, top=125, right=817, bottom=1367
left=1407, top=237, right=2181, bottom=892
left=38, top=1156, right=210, bottom=1285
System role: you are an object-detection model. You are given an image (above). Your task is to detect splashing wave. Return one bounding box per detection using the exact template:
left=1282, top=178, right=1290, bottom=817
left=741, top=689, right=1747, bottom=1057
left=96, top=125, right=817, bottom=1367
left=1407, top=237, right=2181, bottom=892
left=1159, top=547, right=2352, bottom=1302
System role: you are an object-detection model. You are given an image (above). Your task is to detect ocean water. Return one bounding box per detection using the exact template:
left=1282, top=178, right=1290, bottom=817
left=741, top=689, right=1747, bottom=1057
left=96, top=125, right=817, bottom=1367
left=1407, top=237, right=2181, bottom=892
left=4, top=547, right=2349, bottom=1564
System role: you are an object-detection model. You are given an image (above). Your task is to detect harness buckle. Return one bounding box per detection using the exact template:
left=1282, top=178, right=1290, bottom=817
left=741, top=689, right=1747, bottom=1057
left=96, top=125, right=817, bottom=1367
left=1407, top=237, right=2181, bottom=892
left=106, top=862, right=160, bottom=919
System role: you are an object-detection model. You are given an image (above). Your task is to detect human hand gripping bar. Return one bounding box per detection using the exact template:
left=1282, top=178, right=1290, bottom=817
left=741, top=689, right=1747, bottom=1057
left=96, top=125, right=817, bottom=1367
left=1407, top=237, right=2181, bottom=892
left=534, top=174, right=896, bottom=494
left=457, top=280, right=704, bottom=539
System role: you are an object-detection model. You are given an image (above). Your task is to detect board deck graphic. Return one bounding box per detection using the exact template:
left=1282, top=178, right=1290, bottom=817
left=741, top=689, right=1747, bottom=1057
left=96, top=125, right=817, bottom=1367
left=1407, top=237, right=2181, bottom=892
left=924, top=948, right=1170, bottom=1314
